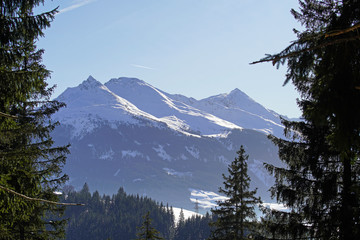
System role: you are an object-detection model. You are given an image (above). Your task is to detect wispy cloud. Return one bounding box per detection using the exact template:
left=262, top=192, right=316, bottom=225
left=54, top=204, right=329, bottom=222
left=131, top=64, right=155, bottom=70
left=57, top=0, right=97, bottom=15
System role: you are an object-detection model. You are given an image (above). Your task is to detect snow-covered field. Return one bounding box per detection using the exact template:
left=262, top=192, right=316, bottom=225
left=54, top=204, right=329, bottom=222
left=261, top=202, right=288, bottom=211
left=172, top=207, right=202, bottom=224
left=189, top=188, right=288, bottom=212
left=189, top=189, right=229, bottom=209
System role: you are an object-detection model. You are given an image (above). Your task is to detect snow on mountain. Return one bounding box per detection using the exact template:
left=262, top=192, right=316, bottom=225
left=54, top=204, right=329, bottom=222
left=53, top=76, right=156, bottom=138
left=173, top=207, right=202, bottom=224
left=170, top=88, right=285, bottom=138
left=261, top=203, right=288, bottom=212
left=189, top=189, right=229, bottom=209
left=54, top=76, right=234, bottom=138
left=54, top=76, right=286, bottom=138
left=105, top=77, right=242, bottom=136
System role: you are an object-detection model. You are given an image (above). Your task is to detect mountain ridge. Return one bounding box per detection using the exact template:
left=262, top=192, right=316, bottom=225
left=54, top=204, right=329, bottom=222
left=55, top=76, right=285, bottom=138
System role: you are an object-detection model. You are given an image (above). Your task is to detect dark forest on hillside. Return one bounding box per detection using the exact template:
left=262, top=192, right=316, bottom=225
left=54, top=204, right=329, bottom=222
left=61, top=184, right=212, bottom=240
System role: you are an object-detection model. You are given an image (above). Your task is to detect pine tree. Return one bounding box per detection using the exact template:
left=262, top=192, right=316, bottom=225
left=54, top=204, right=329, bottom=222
left=253, top=1, right=360, bottom=239
left=209, top=146, right=261, bottom=240
left=136, top=212, right=164, bottom=240
left=0, top=1, right=68, bottom=239
left=178, top=208, right=185, bottom=227
left=174, top=208, right=186, bottom=239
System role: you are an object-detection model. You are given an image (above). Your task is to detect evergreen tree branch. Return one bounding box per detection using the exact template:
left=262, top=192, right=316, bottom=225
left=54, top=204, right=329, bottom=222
left=0, top=111, right=17, bottom=119
left=250, top=35, right=360, bottom=65
left=0, top=184, right=84, bottom=206
left=325, top=22, right=360, bottom=38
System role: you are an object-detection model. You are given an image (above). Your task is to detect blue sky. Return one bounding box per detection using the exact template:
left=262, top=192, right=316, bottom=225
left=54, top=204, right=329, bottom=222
left=37, top=0, right=302, bottom=118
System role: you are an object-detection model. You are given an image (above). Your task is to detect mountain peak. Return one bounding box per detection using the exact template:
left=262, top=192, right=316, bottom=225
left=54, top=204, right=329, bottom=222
left=228, top=88, right=249, bottom=98
left=79, top=76, right=103, bottom=90
left=229, top=88, right=242, bottom=94
left=106, top=77, right=146, bottom=87
left=87, top=75, right=96, bottom=81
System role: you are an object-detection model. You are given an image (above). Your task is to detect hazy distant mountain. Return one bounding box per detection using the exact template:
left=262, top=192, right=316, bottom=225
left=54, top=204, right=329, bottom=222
left=52, top=76, right=285, bottom=211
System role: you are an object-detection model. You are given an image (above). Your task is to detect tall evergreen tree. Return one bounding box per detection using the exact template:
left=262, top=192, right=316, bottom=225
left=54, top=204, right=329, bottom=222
left=254, top=0, right=360, bottom=239
left=209, top=146, right=261, bottom=240
left=178, top=208, right=185, bottom=227
left=136, top=212, right=164, bottom=240
left=0, top=1, right=68, bottom=239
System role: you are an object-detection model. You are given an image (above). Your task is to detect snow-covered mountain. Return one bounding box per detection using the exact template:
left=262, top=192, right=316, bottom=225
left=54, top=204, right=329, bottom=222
left=169, top=88, right=285, bottom=137
left=54, top=76, right=245, bottom=138
left=52, top=76, right=285, bottom=211
left=104, top=77, right=243, bottom=136
left=54, top=76, right=159, bottom=138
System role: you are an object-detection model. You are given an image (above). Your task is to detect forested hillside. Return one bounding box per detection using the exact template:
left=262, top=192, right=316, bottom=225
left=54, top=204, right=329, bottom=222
left=62, top=184, right=175, bottom=240
left=61, top=184, right=216, bottom=240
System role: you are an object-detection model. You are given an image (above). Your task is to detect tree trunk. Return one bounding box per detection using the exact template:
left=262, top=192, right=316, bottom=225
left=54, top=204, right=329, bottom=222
left=341, top=155, right=353, bottom=240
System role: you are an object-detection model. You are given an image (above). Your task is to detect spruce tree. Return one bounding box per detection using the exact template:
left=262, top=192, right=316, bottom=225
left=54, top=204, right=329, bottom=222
left=0, top=1, right=68, bottom=239
left=253, top=1, right=360, bottom=239
left=136, top=212, right=164, bottom=240
left=178, top=208, right=185, bottom=227
left=209, top=146, right=261, bottom=240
